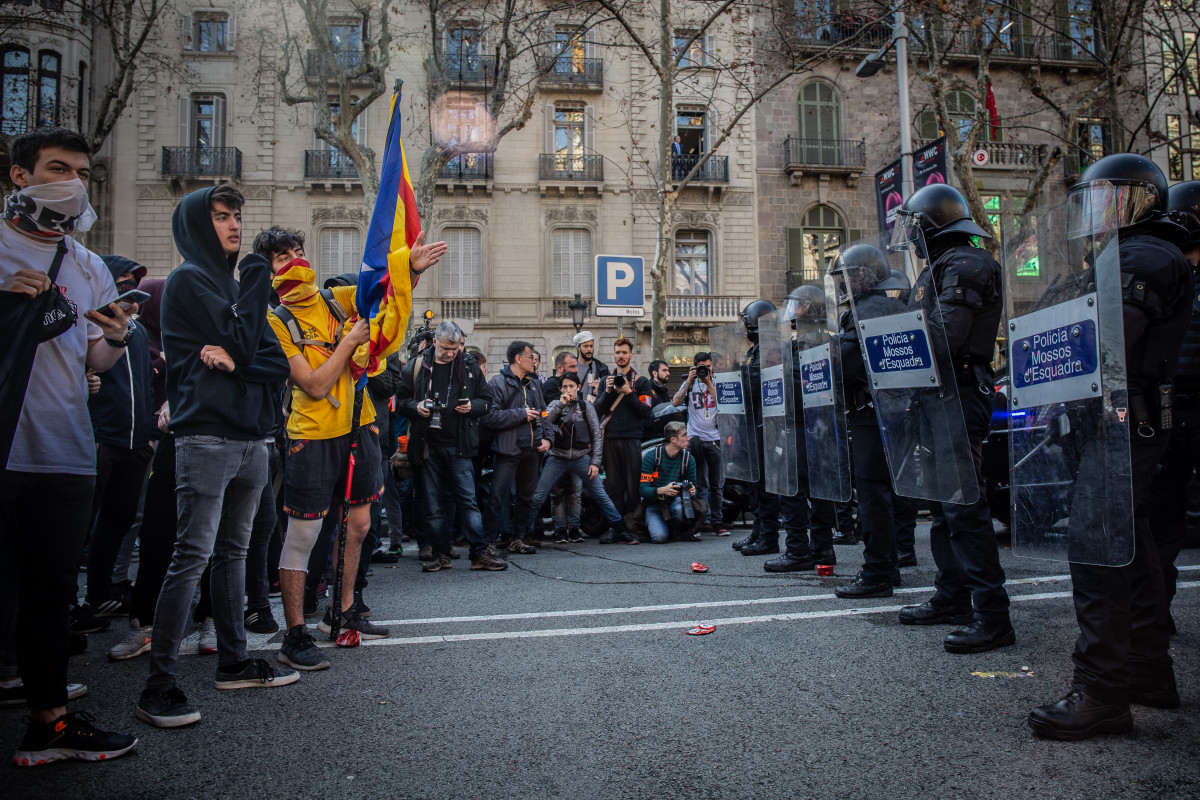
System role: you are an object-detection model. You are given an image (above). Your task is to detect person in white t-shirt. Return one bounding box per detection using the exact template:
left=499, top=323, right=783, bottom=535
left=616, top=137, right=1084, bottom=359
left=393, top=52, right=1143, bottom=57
left=671, top=351, right=725, bottom=534
left=0, top=127, right=139, bottom=765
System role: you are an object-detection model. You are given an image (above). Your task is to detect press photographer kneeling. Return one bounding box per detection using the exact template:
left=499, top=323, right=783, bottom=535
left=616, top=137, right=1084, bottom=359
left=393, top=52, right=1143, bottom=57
left=636, top=421, right=700, bottom=544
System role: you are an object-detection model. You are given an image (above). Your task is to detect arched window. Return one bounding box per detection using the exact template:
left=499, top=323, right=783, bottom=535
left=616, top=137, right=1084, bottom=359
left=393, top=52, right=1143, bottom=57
left=797, top=81, right=841, bottom=165
left=1, top=48, right=30, bottom=136
left=787, top=205, right=855, bottom=288
left=673, top=229, right=711, bottom=295
left=37, top=50, right=60, bottom=127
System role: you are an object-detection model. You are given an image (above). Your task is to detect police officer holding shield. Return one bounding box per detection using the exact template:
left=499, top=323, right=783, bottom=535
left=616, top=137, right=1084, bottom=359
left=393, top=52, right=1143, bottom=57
left=733, top=299, right=783, bottom=556
left=890, top=185, right=1014, bottom=653
left=1029, top=156, right=1192, bottom=740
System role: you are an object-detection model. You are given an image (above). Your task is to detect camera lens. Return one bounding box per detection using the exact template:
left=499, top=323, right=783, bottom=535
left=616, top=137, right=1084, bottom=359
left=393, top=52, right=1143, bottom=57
left=613, top=374, right=626, bottom=388
left=696, top=365, right=709, bottom=379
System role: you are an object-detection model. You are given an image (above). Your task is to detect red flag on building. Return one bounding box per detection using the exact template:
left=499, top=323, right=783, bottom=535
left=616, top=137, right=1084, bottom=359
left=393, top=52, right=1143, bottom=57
left=985, top=81, right=1000, bottom=140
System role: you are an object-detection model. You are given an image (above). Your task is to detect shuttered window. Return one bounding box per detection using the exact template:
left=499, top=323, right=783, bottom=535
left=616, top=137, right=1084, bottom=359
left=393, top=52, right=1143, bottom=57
left=441, top=227, right=482, bottom=297
left=317, top=226, right=362, bottom=288
left=552, top=228, right=590, bottom=297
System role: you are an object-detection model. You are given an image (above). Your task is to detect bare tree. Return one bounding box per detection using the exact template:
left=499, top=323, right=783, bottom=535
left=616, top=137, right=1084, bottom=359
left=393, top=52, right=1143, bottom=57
left=275, top=0, right=396, bottom=208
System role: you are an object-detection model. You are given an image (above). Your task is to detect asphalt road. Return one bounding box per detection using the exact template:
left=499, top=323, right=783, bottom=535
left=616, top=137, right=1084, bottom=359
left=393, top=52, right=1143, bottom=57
left=5, top=523, right=1199, bottom=800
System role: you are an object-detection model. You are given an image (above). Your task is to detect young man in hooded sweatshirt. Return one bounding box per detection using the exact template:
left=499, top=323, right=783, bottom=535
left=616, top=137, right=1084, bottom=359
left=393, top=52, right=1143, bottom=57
left=135, top=185, right=297, bottom=729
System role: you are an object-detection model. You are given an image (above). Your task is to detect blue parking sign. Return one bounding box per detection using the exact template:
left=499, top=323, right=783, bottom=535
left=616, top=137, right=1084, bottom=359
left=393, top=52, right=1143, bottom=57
left=594, top=255, right=645, bottom=316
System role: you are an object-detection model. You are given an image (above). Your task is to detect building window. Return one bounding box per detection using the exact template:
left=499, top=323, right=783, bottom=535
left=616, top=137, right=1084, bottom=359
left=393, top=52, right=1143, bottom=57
left=184, top=11, right=234, bottom=52
left=787, top=206, right=850, bottom=288
left=1075, top=117, right=1109, bottom=170
left=553, top=103, right=586, bottom=171
left=1185, top=32, right=1198, bottom=97
left=552, top=228, right=591, bottom=298
left=331, top=20, right=363, bottom=51
left=675, top=106, right=708, bottom=155
left=441, top=227, right=482, bottom=298
left=1, top=48, right=29, bottom=136
left=317, top=226, right=362, bottom=288
left=796, top=81, right=841, bottom=165
left=1167, top=115, right=1184, bottom=180
left=916, top=91, right=985, bottom=142
left=1065, top=0, right=1097, bottom=56
left=36, top=50, right=59, bottom=127
left=446, top=26, right=483, bottom=71
left=316, top=101, right=361, bottom=167
left=673, top=230, right=711, bottom=296
left=77, top=60, right=86, bottom=130
left=554, top=29, right=589, bottom=75
left=1164, top=37, right=1179, bottom=95
left=191, top=94, right=226, bottom=149
left=674, top=31, right=711, bottom=67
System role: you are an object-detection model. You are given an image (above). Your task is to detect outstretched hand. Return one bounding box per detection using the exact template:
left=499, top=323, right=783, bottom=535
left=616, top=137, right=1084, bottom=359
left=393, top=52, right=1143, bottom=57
left=410, top=231, right=448, bottom=274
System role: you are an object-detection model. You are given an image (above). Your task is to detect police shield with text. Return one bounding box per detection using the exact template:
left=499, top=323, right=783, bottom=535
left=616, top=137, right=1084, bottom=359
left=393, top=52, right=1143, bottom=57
left=827, top=244, right=908, bottom=597
left=758, top=307, right=798, bottom=498
left=885, top=184, right=1014, bottom=654
left=1028, top=156, right=1192, bottom=741
left=709, top=322, right=759, bottom=488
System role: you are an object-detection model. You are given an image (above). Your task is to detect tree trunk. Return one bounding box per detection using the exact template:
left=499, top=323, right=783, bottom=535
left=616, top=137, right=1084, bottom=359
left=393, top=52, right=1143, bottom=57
left=650, top=0, right=674, bottom=360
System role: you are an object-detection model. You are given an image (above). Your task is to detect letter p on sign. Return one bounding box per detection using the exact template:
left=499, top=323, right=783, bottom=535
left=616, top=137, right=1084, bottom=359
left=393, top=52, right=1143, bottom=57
left=607, top=261, right=635, bottom=300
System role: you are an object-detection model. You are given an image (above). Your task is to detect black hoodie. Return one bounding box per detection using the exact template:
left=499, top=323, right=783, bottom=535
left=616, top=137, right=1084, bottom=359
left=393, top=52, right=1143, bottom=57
left=89, top=255, right=155, bottom=448
left=161, top=187, right=289, bottom=439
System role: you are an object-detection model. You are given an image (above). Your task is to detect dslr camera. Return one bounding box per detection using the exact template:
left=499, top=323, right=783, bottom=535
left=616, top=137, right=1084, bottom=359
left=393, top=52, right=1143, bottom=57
left=612, top=374, right=627, bottom=389
left=425, top=391, right=448, bottom=430
left=675, top=480, right=695, bottom=521
left=695, top=364, right=710, bottom=380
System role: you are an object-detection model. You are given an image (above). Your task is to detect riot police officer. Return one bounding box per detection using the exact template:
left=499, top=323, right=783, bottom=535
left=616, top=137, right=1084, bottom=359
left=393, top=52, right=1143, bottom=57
left=1030, top=158, right=1192, bottom=739
left=828, top=245, right=905, bottom=596
left=890, top=184, right=1014, bottom=652
left=763, top=285, right=839, bottom=571
left=732, top=299, right=782, bottom=556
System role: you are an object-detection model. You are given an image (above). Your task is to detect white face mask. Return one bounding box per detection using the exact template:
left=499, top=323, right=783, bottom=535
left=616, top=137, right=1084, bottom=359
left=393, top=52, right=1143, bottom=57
left=4, top=177, right=97, bottom=235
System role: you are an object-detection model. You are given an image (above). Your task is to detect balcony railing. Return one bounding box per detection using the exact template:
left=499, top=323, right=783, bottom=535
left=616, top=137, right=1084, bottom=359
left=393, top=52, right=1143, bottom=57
left=305, top=49, right=374, bottom=83
left=666, top=295, right=744, bottom=321
left=441, top=299, right=480, bottom=320
left=438, top=153, right=494, bottom=180
left=304, top=150, right=360, bottom=180
left=670, top=154, right=729, bottom=183
left=539, top=154, right=603, bottom=181
left=784, top=137, right=866, bottom=169
left=439, top=55, right=496, bottom=85
left=537, top=56, right=604, bottom=88
left=553, top=297, right=592, bottom=319
left=162, top=146, right=242, bottom=178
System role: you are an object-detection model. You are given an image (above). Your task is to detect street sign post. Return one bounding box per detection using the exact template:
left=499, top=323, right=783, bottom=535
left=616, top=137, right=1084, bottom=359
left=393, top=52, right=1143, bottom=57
left=594, top=255, right=646, bottom=317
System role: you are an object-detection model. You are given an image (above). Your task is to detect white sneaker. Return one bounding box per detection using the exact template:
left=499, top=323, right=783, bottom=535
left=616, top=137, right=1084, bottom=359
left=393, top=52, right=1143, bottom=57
left=197, top=618, right=217, bottom=655
left=108, top=620, right=153, bottom=661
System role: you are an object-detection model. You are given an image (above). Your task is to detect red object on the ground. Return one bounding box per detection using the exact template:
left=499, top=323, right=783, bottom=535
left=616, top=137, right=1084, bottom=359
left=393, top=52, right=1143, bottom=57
left=690, top=562, right=709, bottom=573
left=686, top=625, right=716, bottom=635
left=817, top=564, right=834, bottom=576
left=335, top=630, right=361, bottom=647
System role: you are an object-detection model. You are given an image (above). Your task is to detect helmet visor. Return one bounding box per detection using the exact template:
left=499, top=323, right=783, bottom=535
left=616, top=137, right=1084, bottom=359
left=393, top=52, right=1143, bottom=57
left=888, top=211, right=928, bottom=255
left=1067, top=180, right=1156, bottom=239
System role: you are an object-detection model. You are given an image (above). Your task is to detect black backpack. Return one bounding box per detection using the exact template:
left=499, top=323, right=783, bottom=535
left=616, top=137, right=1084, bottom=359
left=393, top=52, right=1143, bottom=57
left=271, top=288, right=348, bottom=413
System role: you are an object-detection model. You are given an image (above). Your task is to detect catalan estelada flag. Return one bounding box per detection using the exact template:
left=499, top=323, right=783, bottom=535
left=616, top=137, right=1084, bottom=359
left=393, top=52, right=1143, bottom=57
left=352, top=84, right=420, bottom=386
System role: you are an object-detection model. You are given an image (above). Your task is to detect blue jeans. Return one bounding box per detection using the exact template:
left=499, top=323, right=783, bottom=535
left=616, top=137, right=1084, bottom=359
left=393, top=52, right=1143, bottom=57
left=146, top=436, right=268, bottom=689
left=525, top=456, right=622, bottom=533
left=418, top=446, right=488, bottom=557
left=551, top=472, right=582, bottom=529
left=645, top=496, right=686, bottom=544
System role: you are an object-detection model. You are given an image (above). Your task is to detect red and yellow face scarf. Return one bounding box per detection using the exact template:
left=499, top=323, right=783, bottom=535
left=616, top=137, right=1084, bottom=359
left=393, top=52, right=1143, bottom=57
left=271, top=259, right=321, bottom=306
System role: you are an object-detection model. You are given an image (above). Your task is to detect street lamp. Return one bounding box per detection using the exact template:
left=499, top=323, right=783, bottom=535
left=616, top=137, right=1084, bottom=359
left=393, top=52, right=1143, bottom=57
left=568, top=293, right=588, bottom=333
left=856, top=11, right=914, bottom=199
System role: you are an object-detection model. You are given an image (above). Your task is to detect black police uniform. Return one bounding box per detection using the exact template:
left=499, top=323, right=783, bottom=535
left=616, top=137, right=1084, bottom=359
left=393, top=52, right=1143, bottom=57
left=837, top=293, right=904, bottom=587
left=1147, top=259, right=1200, bottom=632
left=1070, top=227, right=1191, bottom=701
left=740, top=341, right=782, bottom=554
left=911, top=239, right=1010, bottom=621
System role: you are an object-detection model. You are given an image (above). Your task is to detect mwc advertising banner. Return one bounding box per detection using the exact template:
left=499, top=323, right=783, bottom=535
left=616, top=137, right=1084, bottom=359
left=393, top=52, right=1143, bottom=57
left=874, top=136, right=948, bottom=245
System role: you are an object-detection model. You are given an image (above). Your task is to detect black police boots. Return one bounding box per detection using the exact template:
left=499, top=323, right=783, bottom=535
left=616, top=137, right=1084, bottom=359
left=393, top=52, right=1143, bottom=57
left=833, top=572, right=893, bottom=599
left=763, top=551, right=815, bottom=572
left=898, top=601, right=973, bottom=626
left=732, top=530, right=759, bottom=551
left=1028, top=689, right=1133, bottom=741
left=943, top=617, right=1016, bottom=654
left=831, top=529, right=859, bottom=546
left=813, top=549, right=836, bottom=566
left=740, top=535, right=780, bottom=556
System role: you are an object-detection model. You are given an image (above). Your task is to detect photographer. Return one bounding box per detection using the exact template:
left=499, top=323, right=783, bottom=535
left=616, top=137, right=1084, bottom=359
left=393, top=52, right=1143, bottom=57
left=519, top=373, right=636, bottom=544
left=595, top=338, right=654, bottom=528
left=637, top=422, right=698, bottom=544
left=672, top=352, right=725, bottom=534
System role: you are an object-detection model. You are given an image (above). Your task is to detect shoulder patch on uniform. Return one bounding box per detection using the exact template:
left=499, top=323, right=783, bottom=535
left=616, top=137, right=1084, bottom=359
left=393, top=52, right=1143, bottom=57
left=915, top=286, right=925, bottom=302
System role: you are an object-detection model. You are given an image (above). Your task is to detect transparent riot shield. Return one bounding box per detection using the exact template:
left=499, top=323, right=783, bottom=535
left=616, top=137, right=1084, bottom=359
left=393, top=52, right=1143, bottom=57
left=758, top=310, right=798, bottom=496
left=1002, top=179, right=1133, bottom=566
left=791, top=287, right=853, bottom=501
left=840, top=269, right=981, bottom=505
left=709, top=323, right=760, bottom=483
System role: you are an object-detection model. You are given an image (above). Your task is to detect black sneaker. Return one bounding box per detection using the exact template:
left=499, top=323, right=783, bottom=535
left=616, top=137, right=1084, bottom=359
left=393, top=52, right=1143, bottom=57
left=14, top=712, right=138, bottom=766
left=568, top=527, right=584, bottom=543
left=69, top=605, right=109, bottom=634
left=90, top=597, right=130, bottom=618
left=278, top=626, right=331, bottom=671
left=214, top=658, right=299, bottom=690
left=135, top=686, right=201, bottom=728
left=244, top=606, right=280, bottom=635
left=370, top=548, right=400, bottom=564
left=318, top=607, right=389, bottom=640
left=353, top=590, right=371, bottom=618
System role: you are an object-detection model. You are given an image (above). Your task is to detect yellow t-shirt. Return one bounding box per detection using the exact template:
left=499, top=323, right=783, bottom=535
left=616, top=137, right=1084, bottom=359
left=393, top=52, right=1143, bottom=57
left=269, top=284, right=376, bottom=440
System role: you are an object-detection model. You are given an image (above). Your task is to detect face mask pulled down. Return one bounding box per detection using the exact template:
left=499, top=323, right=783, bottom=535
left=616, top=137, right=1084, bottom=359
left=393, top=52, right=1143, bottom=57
left=4, top=178, right=98, bottom=236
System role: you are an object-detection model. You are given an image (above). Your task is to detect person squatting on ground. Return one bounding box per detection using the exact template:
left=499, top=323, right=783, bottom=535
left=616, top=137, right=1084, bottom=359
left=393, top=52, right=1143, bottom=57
left=1, top=127, right=140, bottom=764
left=637, top=422, right=699, bottom=544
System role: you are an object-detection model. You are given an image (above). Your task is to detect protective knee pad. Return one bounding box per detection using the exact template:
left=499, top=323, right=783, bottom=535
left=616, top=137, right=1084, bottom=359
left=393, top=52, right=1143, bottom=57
left=279, top=517, right=324, bottom=572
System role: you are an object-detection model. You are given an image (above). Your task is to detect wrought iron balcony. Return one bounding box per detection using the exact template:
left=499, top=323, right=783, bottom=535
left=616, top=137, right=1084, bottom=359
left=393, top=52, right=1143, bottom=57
left=439, top=55, right=496, bottom=85
left=670, top=154, right=729, bottom=183
left=537, top=56, right=603, bottom=89
left=539, top=154, right=603, bottom=181
left=304, top=150, right=360, bottom=180
left=161, top=146, right=242, bottom=178
left=666, top=295, right=745, bottom=322
left=304, top=49, right=375, bottom=84
left=438, top=153, right=494, bottom=181
left=784, top=137, right=866, bottom=169
left=909, top=24, right=1103, bottom=62
left=441, top=299, right=480, bottom=320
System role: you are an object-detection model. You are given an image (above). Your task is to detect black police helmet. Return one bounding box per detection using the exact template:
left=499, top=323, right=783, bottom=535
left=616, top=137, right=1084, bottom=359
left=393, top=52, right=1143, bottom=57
left=829, top=243, right=890, bottom=283
left=876, top=268, right=911, bottom=294
left=739, top=299, right=777, bottom=338
left=899, top=184, right=991, bottom=241
left=1167, top=180, right=1200, bottom=247
left=784, top=284, right=827, bottom=324
left=1077, top=153, right=1169, bottom=220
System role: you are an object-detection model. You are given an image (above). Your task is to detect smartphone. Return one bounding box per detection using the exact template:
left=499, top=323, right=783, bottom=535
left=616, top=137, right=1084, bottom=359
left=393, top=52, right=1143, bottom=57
left=93, top=289, right=151, bottom=317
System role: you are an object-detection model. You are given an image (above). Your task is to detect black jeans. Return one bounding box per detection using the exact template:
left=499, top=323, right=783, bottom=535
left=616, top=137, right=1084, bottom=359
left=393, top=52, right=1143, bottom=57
left=244, top=442, right=281, bottom=610
left=689, top=438, right=724, bottom=525
left=601, top=438, right=643, bottom=517
left=85, top=441, right=155, bottom=606
left=928, top=388, right=1009, bottom=621
left=487, top=448, right=541, bottom=541
left=418, top=446, right=488, bottom=557
left=1, top=470, right=94, bottom=711
left=1147, top=399, right=1200, bottom=620
left=893, top=495, right=919, bottom=555
left=131, top=435, right=179, bottom=625
left=850, top=421, right=897, bottom=584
